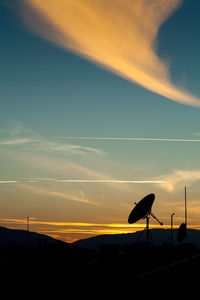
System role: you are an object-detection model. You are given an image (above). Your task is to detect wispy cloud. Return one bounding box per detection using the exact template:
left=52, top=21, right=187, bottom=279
left=23, top=140, right=104, bottom=155
left=16, top=0, right=200, bottom=106
left=0, top=138, right=104, bottom=156
left=157, top=169, right=200, bottom=192
left=4, top=151, right=113, bottom=181
left=31, top=185, right=92, bottom=205
left=0, top=123, right=104, bottom=156
left=0, top=121, right=39, bottom=138
left=192, top=132, right=200, bottom=137
left=0, top=138, right=35, bottom=145
left=11, top=182, right=99, bottom=206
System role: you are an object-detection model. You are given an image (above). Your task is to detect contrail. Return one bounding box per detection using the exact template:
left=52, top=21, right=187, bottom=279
left=53, top=179, right=166, bottom=184
left=0, top=180, right=20, bottom=184
left=0, top=179, right=166, bottom=184
left=57, top=137, right=200, bottom=143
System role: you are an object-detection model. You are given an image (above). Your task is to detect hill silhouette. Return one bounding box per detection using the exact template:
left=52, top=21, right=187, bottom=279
left=0, top=226, right=97, bottom=286
left=0, top=225, right=57, bottom=247
left=74, top=228, right=200, bottom=249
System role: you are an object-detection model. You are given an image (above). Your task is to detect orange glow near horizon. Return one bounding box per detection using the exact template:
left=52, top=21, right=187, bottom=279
left=1, top=217, right=199, bottom=243
left=16, top=0, right=200, bottom=106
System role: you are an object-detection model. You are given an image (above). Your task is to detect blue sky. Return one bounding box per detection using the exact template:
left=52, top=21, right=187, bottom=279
left=0, top=0, right=200, bottom=242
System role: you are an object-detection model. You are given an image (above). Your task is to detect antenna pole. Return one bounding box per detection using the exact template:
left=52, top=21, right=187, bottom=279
left=146, top=216, right=150, bottom=244
left=185, top=186, right=187, bottom=243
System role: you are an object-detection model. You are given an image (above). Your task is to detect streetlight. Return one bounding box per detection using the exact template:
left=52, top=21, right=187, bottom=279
left=171, top=213, right=175, bottom=245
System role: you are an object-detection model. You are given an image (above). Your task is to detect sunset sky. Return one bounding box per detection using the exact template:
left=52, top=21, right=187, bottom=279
left=0, top=0, right=200, bottom=242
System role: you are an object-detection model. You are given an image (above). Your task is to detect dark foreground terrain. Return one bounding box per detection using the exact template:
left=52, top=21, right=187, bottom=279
left=1, top=226, right=200, bottom=296
left=1, top=241, right=200, bottom=296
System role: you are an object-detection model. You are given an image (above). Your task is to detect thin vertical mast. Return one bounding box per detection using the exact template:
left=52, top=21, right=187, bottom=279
left=185, top=186, right=187, bottom=243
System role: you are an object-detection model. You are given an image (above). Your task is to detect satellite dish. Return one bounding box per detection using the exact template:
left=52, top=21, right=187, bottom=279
left=128, top=193, right=163, bottom=244
left=177, top=223, right=186, bottom=243
left=128, top=193, right=155, bottom=224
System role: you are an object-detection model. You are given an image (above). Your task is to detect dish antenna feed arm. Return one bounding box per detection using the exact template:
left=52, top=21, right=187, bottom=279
left=150, top=211, right=163, bottom=226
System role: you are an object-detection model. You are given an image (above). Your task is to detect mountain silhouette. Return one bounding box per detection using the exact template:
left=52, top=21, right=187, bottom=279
left=0, top=226, right=97, bottom=285
left=73, top=228, right=200, bottom=249
left=0, top=226, right=57, bottom=247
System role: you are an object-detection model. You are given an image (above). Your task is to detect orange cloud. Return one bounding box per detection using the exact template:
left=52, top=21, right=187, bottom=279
left=17, top=0, right=200, bottom=106
left=0, top=218, right=172, bottom=243
left=157, top=169, right=200, bottom=192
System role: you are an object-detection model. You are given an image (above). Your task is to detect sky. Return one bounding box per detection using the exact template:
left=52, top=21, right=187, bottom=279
left=0, top=0, right=200, bottom=243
